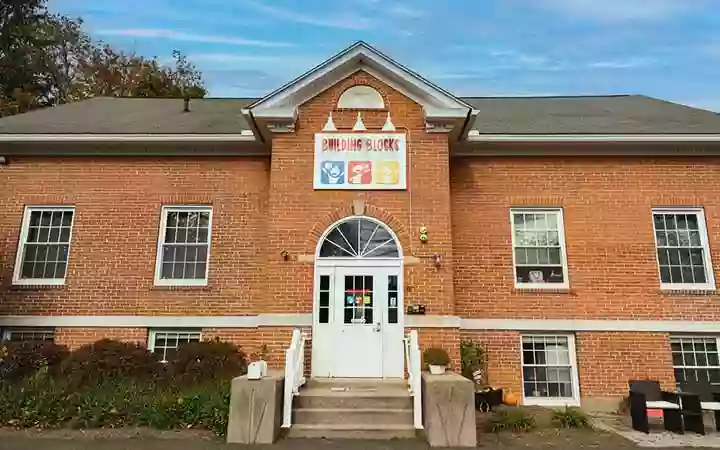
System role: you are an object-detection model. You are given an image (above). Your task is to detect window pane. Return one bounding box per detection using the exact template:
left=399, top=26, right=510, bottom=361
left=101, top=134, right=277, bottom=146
left=388, top=308, right=398, bottom=324
left=513, top=213, right=525, bottom=229
left=687, top=214, right=699, bottom=230
left=29, top=211, right=41, bottom=227
left=319, top=307, right=329, bottom=324
left=668, top=249, right=680, bottom=265
left=320, top=275, right=330, bottom=291
left=319, top=291, right=329, bottom=308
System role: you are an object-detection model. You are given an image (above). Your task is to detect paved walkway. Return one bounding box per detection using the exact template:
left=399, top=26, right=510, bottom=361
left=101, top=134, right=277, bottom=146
left=0, top=437, right=432, bottom=450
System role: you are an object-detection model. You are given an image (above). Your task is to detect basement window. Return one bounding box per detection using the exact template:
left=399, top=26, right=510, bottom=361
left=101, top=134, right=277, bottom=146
left=2, top=328, right=55, bottom=342
left=671, top=336, right=720, bottom=386
left=521, top=334, right=580, bottom=406
left=148, top=329, right=202, bottom=363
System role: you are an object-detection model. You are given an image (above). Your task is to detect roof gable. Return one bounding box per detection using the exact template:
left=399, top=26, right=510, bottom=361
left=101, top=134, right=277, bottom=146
left=245, top=41, right=474, bottom=136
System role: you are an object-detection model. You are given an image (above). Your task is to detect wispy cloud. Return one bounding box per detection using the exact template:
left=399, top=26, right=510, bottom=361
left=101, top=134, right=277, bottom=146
left=241, top=0, right=374, bottom=30
left=95, top=29, right=293, bottom=47
left=387, top=5, right=424, bottom=19
left=587, top=58, right=655, bottom=69
left=534, top=0, right=701, bottom=21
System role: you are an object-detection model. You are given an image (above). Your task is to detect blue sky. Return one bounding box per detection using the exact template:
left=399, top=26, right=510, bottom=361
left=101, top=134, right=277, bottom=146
left=49, top=0, right=720, bottom=111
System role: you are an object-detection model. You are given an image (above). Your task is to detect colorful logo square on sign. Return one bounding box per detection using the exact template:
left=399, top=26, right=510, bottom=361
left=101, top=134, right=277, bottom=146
left=374, top=161, right=400, bottom=185
left=348, top=161, right=372, bottom=185
left=320, top=161, right=345, bottom=185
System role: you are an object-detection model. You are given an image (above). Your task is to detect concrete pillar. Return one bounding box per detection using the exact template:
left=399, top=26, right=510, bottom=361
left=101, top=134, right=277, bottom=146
left=421, top=371, right=476, bottom=447
left=226, top=370, right=284, bottom=444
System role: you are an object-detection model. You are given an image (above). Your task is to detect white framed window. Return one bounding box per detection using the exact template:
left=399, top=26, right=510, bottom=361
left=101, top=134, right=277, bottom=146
left=510, top=208, right=569, bottom=289
left=13, top=206, right=75, bottom=285
left=671, top=336, right=720, bottom=386
left=652, top=209, right=715, bottom=290
left=148, top=329, right=202, bottom=363
left=1, top=328, right=55, bottom=342
left=155, top=205, right=212, bottom=286
left=521, top=334, right=580, bottom=406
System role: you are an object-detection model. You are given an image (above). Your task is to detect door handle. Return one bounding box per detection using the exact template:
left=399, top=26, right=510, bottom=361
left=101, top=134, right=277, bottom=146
left=373, top=322, right=381, bottom=332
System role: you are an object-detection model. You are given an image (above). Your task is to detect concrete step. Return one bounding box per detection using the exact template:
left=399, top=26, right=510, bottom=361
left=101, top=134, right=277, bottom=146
left=286, top=423, right=417, bottom=440
left=305, top=378, right=407, bottom=390
left=295, top=388, right=413, bottom=409
left=293, top=407, right=413, bottom=425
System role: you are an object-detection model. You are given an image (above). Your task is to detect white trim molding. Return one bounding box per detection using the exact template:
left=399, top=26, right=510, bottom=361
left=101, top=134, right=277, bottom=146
left=467, top=134, right=720, bottom=143
left=0, top=134, right=256, bottom=143
left=460, top=318, right=720, bottom=333
left=0, top=314, right=314, bottom=329
left=0, top=315, right=718, bottom=332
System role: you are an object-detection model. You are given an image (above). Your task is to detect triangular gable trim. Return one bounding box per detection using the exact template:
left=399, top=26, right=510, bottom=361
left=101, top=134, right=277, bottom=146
left=247, top=41, right=471, bottom=112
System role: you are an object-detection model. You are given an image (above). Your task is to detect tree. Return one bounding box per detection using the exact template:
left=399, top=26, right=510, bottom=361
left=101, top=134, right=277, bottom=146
left=0, top=0, right=52, bottom=114
left=0, top=0, right=206, bottom=117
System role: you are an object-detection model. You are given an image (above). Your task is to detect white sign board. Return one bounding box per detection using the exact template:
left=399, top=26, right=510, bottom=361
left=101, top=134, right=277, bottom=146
left=314, top=133, right=407, bottom=190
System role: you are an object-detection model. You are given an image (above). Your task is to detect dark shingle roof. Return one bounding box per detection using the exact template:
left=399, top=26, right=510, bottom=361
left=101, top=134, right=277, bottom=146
left=464, top=95, right=720, bottom=134
left=0, top=94, right=719, bottom=135
left=0, top=97, right=255, bottom=134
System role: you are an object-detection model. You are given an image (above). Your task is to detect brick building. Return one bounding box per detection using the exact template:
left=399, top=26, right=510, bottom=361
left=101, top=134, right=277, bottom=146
left=1, top=41, right=720, bottom=413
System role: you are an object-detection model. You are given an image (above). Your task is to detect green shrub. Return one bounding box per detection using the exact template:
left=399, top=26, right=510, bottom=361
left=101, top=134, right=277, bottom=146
left=460, top=340, right=486, bottom=384
left=423, top=347, right=450, bottom=366
left=488, top=408, right=537, bottom=432
left=59, top=339, right=162, bottom=387
left=0, top=341, right=69, bottom=382
left=168, top=339, right=246, bottom=386
left=0, top=338, right=237, bottom=436
left=0, top=372, right=70, bottom=427
left=551, top=406, right=592, bottom=429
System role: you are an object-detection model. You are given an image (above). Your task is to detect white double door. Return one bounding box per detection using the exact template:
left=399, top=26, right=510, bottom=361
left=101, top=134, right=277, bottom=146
left=312, top=265, right=404, bottom=378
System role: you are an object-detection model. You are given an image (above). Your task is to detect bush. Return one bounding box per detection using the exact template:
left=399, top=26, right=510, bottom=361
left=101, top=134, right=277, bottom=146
left=168, top=339, right=247, bottom=386
left=0, top=375, right=232, bottom=436
left=460, top=340, right=486, bottom=384
left=488, top=408, right=537, bottom=432
left=423, top=347, right=450, bottom=366
left=551, top=406, right=592, bottom=429
left=0, top=340, right=69, bottom=382
left=59, top=339, right=162, bottom=388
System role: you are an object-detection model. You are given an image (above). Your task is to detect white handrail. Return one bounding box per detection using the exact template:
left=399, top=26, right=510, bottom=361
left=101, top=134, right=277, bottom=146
left=404, top=330, right=423, bottom=429
left=282, top=328, right=307, bottom=428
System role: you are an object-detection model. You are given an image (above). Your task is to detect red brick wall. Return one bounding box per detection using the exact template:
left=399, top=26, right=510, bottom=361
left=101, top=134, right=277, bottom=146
left=0, top=156, right=269, bottom=316
left=452, top=156, right=720, bottom=321
left=462, top=331, right=522, bottom=394
left=264, top=71, right=455, bottom=317
left=56, top=327, right=147, bottom=348
left=576, top=332, right=675, bottom=396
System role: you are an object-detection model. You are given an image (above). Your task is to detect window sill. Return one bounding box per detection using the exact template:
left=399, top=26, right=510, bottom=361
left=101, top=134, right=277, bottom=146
left=523, top=397, right=580, bottom=407
left=513, top=287, right=572, bottom=295
left=660, top=288, right=716, bottom=296
left=10, top=280, right=66, bottom=290
left=151, top=284, right=212, bottom=292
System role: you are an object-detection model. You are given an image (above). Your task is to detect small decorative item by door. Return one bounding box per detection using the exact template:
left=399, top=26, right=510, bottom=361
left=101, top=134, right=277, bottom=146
left=314, top=133, right=407, bottom=190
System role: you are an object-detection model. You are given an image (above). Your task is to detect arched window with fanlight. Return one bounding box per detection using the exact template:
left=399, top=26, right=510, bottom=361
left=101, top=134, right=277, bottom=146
left=318, top=217, right=400, bottom=258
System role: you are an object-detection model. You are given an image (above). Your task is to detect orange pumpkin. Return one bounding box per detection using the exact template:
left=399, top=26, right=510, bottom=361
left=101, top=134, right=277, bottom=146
left=503, top=390, right=519, bottom=406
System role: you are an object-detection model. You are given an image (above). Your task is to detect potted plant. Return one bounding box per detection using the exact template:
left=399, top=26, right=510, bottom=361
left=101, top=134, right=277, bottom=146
left=424, top=347, right=450, bottom=375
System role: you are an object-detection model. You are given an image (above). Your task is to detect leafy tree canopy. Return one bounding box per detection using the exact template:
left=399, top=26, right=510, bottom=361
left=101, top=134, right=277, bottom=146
left=0, top=0, right=206, bottom=116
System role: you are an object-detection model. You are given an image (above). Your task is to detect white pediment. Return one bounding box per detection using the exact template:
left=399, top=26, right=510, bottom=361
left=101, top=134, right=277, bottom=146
left=243, top=41, right=477, bottom=135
